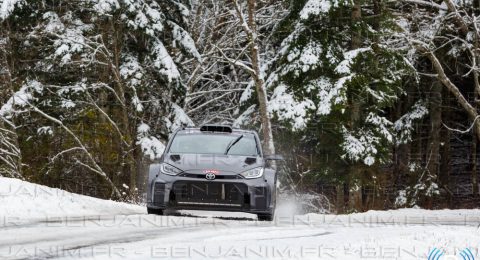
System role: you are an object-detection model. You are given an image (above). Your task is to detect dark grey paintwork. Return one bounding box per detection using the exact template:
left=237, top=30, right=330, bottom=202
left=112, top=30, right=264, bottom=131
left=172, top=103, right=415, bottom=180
left=146, top=127, right=277, bottom=218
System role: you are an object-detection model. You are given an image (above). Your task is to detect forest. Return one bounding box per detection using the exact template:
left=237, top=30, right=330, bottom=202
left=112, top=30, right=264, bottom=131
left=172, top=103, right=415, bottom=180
left=1, top=0, right=479, bottom=213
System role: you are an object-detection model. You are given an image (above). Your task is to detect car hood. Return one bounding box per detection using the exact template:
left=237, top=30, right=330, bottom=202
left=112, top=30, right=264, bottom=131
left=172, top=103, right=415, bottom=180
left=163, top=153, right=263, bottom=175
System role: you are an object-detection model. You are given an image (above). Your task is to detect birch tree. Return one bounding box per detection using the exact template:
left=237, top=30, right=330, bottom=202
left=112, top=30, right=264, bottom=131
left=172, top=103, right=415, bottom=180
left=229, top=0, right=277, bottom=154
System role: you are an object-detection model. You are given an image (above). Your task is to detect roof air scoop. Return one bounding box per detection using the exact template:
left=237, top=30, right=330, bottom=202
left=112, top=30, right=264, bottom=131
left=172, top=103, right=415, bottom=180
left=200, top=125, right=232, bottom=133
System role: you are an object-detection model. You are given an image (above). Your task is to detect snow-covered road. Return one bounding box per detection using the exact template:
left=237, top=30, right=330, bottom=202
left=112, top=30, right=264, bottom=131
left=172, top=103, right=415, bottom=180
left=1, top=177, right=480, bottom=260
left=2, top=210, right=480, bottom=260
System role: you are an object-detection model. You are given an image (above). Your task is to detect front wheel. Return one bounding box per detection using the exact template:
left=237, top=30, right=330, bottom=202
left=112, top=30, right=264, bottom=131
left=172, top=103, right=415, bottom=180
left=257, top=213, right=274, bottom=221
left=147, top=207, right=164, bottom=215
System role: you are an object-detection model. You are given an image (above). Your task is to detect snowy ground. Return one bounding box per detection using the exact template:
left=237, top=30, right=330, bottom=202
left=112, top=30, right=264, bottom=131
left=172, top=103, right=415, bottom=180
left=1, top=177, right=479, bottom=260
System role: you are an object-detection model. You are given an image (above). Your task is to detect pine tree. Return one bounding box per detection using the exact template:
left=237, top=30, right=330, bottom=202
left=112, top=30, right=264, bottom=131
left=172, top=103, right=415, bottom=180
left=0, top=0, right=197, bottom=199
left=266, top=0, right=414, bottom=211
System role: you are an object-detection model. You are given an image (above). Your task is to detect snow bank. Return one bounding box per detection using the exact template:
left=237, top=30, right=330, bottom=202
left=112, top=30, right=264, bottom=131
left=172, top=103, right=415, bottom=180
left=304, top=207, right=480, bottom=226
left=0, top=177, right=145, bottom=220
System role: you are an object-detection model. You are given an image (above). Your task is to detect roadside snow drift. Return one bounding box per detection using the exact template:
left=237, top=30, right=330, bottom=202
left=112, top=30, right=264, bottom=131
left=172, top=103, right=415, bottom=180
left=0, top=177, right=144, bottom=219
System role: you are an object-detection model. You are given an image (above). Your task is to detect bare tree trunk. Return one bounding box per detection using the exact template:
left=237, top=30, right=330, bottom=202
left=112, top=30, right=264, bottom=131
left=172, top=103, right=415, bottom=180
left=440, top=89, right=452, bottom=205
left=443, top=0, right=469, bottom=35
left=427, top=82, right=442, bottom=178
left=247, top=0, right=275, bottom=155
left=351, top=0, right=362, bottom=50
left=348, top=0, right=363, bottom=211
left=473, top=32, right=480, bottom=197
left=0, top=21, right=23, bottom=178
left=336, top=184, right=345, bottom=213
left=414, top=43, right=480, bottom=140
left=233, top=0, right=275, bottom=155
left=111, top=20, right=137, bottom=199
left=425, top=82, right=442, bottom=207
left=472, top=132, right=479, bottom=196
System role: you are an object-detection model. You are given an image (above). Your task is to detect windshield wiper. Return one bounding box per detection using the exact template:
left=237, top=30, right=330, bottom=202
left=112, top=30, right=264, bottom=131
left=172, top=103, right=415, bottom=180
left=224, top=135, right=243, bottom=155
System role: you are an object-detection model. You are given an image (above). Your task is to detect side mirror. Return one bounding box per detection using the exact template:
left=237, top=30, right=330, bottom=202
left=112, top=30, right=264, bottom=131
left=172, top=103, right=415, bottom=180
left=264, top=154, right=284, bottom=161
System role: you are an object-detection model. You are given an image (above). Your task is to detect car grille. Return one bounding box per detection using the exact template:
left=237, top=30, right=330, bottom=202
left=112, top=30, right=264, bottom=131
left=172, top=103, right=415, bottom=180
left=178, top=173, right=243, bottom=179
left=172, top=181, right=248, bottom=207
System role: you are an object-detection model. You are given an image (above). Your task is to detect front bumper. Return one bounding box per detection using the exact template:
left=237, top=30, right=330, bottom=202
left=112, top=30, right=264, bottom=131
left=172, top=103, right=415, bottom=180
left=147, top=175, right=273, bottom=214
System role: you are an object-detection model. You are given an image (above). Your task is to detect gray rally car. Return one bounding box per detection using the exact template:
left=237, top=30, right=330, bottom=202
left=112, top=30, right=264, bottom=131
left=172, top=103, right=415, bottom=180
left=146, top=125, right=282, bottom=221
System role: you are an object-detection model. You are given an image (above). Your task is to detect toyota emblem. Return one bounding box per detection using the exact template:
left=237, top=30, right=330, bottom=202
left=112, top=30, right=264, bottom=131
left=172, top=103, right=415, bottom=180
left=205, top=172, right=216, bottom=180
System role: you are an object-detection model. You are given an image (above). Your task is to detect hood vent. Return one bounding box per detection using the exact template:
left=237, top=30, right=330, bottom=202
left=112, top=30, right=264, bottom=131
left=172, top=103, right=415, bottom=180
left=244, top=157, right=256, bottom=165
left=170, top=154, right=181, bottom=162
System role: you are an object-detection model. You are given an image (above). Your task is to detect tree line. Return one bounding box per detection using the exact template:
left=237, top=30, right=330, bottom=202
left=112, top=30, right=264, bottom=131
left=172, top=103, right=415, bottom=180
left=1, top=0, right=479, bottom=212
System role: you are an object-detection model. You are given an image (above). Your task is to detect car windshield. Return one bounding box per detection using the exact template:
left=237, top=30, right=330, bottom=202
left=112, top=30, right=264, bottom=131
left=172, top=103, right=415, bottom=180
left=169, top=133, right=258, bottom=156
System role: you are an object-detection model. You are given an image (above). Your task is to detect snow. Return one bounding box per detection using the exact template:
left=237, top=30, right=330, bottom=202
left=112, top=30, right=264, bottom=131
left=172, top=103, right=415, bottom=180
left=268, top=84, right=315, bottom=130
left=310, top=77, right=343, bottom=115
left=37, top=126, right=53, bottom=136
left=169, top=21, right=201, bottom=61
left=120, top=1, right=164, bottom=34
left=395, top=190, right=408, bottom=206
left=233, top=105, right=256, bottom=128
left=1, top=205, right=479, bottom=259
left=152, top=41, right=180, bottom=82
left=134, top=12, right=149, bottom=28
left=45, top=12, right=93, bottom=66
left=43, top=12, right=65, bottom=33
left=278, top=23, right=305, bottom=58
left=0, top=177, right=479, bottom=259
left=93, top=0, right=119, bottom=14
left=173, top=1, right=190, bottom=17
left=296, top=43, right=321, bottom=70
left=56, top=82, right=87, bottom=95
left=366, top=113, right=394, bottom=143
left=166, top=103, right=195, bottom=132
left=136, top=123, right=165, bottom=160
left=131, top=95, right=143, bottom=112
left=0, top=80, right=43, bottom=117
left=285, top=41, right=322, bottom=76
left=394, top=100, right=428, bottom=144
left=396, top=17, right=410, bottom=34
left=61, top=99, right=76, bottom=109
left=120, top=55, right=144, bottom=88
left=137, top=122, right=150, bottom=134
left=425, top=182, right=440, bottom=196
left=335, top=47, right=371, bottom=75
left=341, top=127, right=380, bottom=166
left=332, top=74, right=353, bottom=104
left=0, top=177, right=143, bottom=220
left=299, top=0, right=333, bottom=19
left=239, top=82, right=254, bottom=104
left=0, top=0, right=23, bottom=20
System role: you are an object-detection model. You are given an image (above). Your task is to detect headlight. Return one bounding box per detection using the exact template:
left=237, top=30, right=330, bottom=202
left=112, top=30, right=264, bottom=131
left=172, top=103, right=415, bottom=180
left=160, top=163, right=182, bottom=176
left=240, top=167, right=264, bottom=179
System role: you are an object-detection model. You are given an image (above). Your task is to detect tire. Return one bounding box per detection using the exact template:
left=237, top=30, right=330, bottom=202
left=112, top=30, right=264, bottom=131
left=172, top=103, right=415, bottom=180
left=147, top=207, right=164, bottom=215
left=257, top=213, right=274, bottom=221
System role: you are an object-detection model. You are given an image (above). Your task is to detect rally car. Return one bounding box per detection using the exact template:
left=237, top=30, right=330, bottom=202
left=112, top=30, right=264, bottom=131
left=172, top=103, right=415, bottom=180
left=146, top=125, right=282, bottom=221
